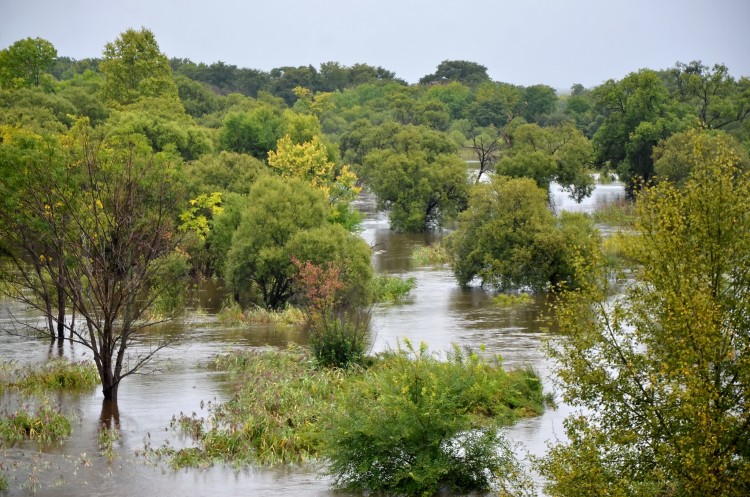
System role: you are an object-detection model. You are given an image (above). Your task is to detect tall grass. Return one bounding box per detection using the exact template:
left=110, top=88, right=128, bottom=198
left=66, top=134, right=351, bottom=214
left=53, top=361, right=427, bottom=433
left=410, top=243, right=450, bottom=266
left=0, top=358, right=98, bottom=393
left=0, top=404, right=72, bottom=445
left=217, top=300, right=304, bottom=326
left=369, top=275, right=416, bottom=303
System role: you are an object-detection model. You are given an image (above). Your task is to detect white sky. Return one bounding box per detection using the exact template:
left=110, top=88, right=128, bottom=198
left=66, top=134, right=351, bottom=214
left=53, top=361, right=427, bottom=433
left=1, top=0, right=748, bottom=90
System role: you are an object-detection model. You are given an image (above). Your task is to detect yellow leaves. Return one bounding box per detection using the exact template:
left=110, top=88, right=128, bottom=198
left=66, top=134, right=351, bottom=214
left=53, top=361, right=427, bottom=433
left=179, top=192, right=223, bottom=240
left=268, top=134, right=360, bottom=205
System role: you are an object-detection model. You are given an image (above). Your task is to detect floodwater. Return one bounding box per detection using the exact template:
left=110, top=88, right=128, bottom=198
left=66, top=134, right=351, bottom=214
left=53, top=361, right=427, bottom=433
left=0, top=180, right=625, bottom=496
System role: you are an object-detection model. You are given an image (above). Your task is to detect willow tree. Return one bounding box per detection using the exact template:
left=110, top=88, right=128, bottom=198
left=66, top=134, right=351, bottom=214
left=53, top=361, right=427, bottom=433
left=540, top=138, right=750, bottom=496
left=0, top=119, right=185, bottom=402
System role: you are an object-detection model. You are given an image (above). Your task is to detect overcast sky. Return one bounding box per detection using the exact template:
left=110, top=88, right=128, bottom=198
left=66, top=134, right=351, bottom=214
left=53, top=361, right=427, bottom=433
left=2, top=0, right=748, bottom=90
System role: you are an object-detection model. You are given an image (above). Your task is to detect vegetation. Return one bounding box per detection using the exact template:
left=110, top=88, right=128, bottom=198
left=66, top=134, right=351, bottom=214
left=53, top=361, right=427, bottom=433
left=157, top=342, right=544, bottom=496
left=2, top=26, right=750, bottom=495
left=369, top=275, right=417, bottom=303
left=410, top=243, right=449, bottom=266
left=0, top=358, right=99, bottom=393
left=540, top=139, right=750, bottom=496
left=0, top=404, right=72, bottom=446
left=322, top=340, right=544, bottom=496
left=447, top=176, right=601, bottom=292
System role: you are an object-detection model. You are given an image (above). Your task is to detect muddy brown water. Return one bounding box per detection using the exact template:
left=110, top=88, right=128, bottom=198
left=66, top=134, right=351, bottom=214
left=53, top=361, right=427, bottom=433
left=0, top=181, right=624, bottom=496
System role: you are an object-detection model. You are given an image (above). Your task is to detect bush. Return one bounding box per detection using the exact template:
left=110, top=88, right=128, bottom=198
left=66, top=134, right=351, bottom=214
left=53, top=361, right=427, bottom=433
left=0, top=404, right=72, bottom=445
left=369, top=275, right=417, bottom=303
left=321, top=340, right=544, bottom=496
left=307, top=308, right=371, bottom=369
left=410, top=243, right=449, bottom=266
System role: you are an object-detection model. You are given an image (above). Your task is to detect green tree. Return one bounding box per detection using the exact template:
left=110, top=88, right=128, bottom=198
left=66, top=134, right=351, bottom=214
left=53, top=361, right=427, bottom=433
left=225, top=176, right=328, bottom=309
left=522, top=84, right=558, bottom=124
left=419, top=60, right=490, bottom=86
left=468, top=81, right=525, bottom=128
left=496, top=122, right=595, bottom=201
left=653, top=128, right=749, bottom=186
left=218, top=105, right=285, bottom=158
left=668, top=61, right=750, bottom=131
left=363, top=126, right=469, bottom=232
left=0, top=37, right=57, bottom=89
left=447, top=176, right=598, bottom=291
left=591, top=69, right=685, bottom=192
left=540, top=143, right=750, bottom=496
left=100, top=28, right=178, bottom=105
left=0, top=120, right=185, bottom=402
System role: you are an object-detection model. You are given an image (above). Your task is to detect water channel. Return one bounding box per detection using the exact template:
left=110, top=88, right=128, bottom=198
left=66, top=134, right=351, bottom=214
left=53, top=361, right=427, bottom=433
left=0, top=180, right=625, bottom=496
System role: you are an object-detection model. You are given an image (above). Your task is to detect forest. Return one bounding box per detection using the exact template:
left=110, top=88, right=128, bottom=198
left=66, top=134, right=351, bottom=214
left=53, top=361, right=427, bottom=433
left=0, top=28, right=749, bottom=496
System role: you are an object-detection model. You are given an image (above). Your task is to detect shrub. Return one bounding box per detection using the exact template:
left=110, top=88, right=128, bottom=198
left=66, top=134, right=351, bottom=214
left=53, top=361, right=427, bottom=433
left=0, top=404, right=72, bottom=445
left=307, top=308, right=371, bottom=369
left=321, top=340, right=544, bottom=496
left=410, top=243, right=449, bottom=266
left=369, top=275, right=417, bottom=303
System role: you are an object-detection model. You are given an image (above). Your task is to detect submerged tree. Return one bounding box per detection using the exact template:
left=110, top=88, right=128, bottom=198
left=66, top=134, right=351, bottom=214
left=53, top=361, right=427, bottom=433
left=540, top=141, right=750, bottom=496
left=0, top=119, right=185, bottom=402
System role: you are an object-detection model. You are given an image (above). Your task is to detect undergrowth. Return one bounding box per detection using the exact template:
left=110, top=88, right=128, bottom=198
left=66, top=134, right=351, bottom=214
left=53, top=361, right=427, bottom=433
left=154, top=342, right=546, bottom=496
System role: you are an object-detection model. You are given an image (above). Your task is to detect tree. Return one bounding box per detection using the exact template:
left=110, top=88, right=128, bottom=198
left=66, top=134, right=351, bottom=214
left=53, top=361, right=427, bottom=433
left=522, top=84, right=557, bottom=124
left=467, top=125, right=503, bottom=184
left=419, top=60, right=490, bottom=86
left=496, top=122, right=595, bottom=201
left=591, top=69, right=685, bottom=192
left=0, top=120, right=185, bottom=402
left=653, top=128, right=749, bottom=186
left=446, top=176, right=598, bottom=292
left=540, top=144, right=750, bottom=496
left=468, top=81, right=525, bottom=128
left=668, top=61, right=750, bottom=131
left=0, top=37, right=57, bottom=89
left=218, top=105, right=285, bottom=158
left=225, top=176, right=328, bottom=309
left=362, top=125, right=469, bottom=232
left=100, top=28, right=178, bottom=105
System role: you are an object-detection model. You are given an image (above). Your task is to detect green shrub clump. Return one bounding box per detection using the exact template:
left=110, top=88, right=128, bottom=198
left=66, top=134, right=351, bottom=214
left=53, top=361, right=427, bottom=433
left=369, top=275, right=417, bottom=303
left=321, top=340, right=545, bottom=496
left=0, top=404, right=72, bottom=446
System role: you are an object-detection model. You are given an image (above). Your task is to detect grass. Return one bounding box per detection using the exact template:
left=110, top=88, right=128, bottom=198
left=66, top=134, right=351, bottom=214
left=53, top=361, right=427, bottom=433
left=0, top=358, right=99, bottom=394
left=410, top=243, right=450, bottom=266
left=217, top=300, right=305, bottom=326
left=493, top=293, right=534, bottom=307
left=369, top=275, right=417, bottom=303
left=98, top=425, right=122, bottom=462
left=0, top=404, right=72, bottom=446
left=591, top=199, right=636, bottom=227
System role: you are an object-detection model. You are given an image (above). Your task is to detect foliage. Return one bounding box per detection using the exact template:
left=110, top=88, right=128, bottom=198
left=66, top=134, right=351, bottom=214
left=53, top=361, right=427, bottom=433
left=1, top=359, right=99, bottom=393
left=0, top=37, right=57, bottom=89
left=158, top=345, right=344, bottom=467
left=447, top=176, right=601, bottom=292
left=0, top=119, right=185, bottom=401
left=369, top=275, right=417, bottom=303
left=652, top=128, right=749, bottom=186
left=589, top=199, right=636, bottom=227
left=100, top=28, right=178, bottom=105
left=540, top=144, right=750, bottom=496
left=492, top=293, right=533, bottom=307
left=410, top=243, right=449, bottom=266
left=216, top=299, right=304, bottom=326
left=419, top=60, right=490, bottom=86
left=363, top=125, right=469, bottom=232
left=293, top=258, right=371, bottom=369
left=225, top=175, right=328, bottom=309
left=0, top=404, right=72, bottom=446
left=218, top=105, right=285, bottom=158
left=98, top=425, right=122, bottom=462
left=591, top=69, right=686, bottom=193
left=322, top=340, right=544, bottom=496
left=496, top=122, right=595, bottom=201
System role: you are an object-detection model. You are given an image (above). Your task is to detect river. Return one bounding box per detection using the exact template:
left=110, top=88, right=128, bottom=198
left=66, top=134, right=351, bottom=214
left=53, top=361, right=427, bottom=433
left=0, top=180, right=625, bottom=496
